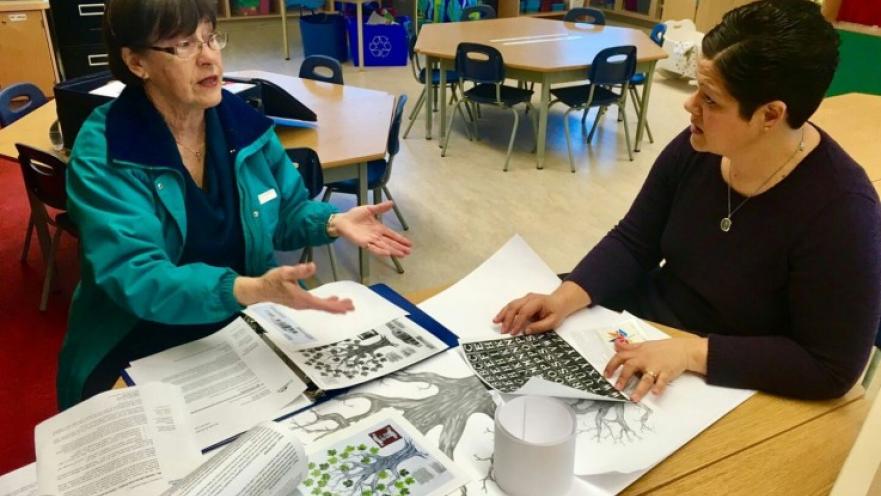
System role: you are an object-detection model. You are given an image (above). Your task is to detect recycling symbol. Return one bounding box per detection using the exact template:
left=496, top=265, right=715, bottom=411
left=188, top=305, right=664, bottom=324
left=368, top=35, right=393, bottom=58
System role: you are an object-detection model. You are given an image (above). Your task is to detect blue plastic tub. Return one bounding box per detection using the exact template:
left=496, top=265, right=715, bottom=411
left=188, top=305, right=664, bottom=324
left=346, top=16, right=411, bottom=66
left=300, top=14, right=349, bottom=62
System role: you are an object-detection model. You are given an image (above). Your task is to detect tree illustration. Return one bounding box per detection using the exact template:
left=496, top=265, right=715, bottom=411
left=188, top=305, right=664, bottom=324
left=569, top=399, right=653, bottom=444
left=301, top=440, right=426, bottom=496
left=302, top=332, right=399, bottom=379
left=292, top=369, right=496, bottom=458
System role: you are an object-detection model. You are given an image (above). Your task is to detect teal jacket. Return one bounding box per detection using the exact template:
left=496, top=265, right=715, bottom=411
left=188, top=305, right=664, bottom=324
left=59, top=87, right=337, bottom=409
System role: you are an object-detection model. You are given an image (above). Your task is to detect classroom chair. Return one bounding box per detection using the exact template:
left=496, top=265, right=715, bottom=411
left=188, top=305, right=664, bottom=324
left=17, top=144, right=78, bottom=311
left=299, top=55, right=344, bottom=85
left=550, top=45, right=637, bottom=171
left=625, top=22, right=666, bottom=145
left=403, top=36, right=467, bottom=139
left=442, top=43, right=538, bottom=172
left=0, top=83, right=47, bottom=127
left=563, top=7, right=606, bottom=24
left=322, top=95, right=410, bottom=274
left=461, top=4, right=496, bottom=20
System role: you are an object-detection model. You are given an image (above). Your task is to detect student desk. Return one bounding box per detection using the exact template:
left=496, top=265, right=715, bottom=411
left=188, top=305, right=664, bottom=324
left=413, top=17, right=668, bottom=169
left=0, top=75, right=396, bottom=283
left=110, top=285, right=868, bottom=494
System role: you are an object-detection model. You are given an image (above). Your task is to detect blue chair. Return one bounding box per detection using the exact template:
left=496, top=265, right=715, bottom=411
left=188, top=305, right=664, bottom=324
left=563, top=7, right=605, bottom=24
left=0, top=83, right=47, bottom=127
left=442, top=43, right=537, bottom=172
left=403, top=36, right=467, bottom=139
left=288, top=147, right=340, bottom=281
left=461, top=4, right=496, bottom=20
left=322, top=95, right=410, bottom=274
left=299, top=55, right=344, bottom=85
left=17, top=144, right=78, bottom=311
left=550, top=45, right=637, bottom=171
left=626, top=22, right=666, bottom=145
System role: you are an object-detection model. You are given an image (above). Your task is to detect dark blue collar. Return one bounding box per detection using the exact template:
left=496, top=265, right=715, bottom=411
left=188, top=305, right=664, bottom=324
left=106, top=85, right=273, bottom=167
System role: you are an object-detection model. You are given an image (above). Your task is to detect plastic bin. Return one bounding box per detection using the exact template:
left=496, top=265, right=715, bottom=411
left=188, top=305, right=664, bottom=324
left=299, top=13, right=349, bottom=62
left=346, top=16, right=411, bottom=66
left=525, top=0, right=540, bottom=12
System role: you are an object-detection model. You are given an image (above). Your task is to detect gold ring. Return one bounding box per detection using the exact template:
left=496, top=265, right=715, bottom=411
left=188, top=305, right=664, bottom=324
left=645, top=370, right=658, bottom=380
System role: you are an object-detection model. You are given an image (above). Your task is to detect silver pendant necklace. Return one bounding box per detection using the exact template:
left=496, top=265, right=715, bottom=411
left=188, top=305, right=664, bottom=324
left=721, top=127, right=806, bottom=233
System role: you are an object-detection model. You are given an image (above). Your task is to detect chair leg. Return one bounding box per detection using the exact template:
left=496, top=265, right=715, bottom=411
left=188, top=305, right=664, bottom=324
left=563, top=108, right=576, bottom=173
left=503, top=107, right=520, bottom=172
left=299, top=245, right=313, bottom=264
left=620, top=102, right=634, bottom=162
left=441, top=100, right=466, bottom=157
left=433, top=86, right=439, bottom=112
left=586, top=106, right=604, bottom=144
left=40, top=227, right=63, bottom=312
left=21, top=217, right=34, bottom=262
left=529, top=104, right=539, bottom=154
left=391, top=255, right=405, bottom=274
left=326, top=244, right=339, bottom=281
left=382, top=186, right=409, bottom=230
left=403, top=90, right=426, bottom=139
left=321, top=188, right=332, bottom=202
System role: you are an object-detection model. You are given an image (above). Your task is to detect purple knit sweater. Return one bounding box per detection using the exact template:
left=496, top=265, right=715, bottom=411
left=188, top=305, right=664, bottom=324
left=568, top=127, right=881, bottom=399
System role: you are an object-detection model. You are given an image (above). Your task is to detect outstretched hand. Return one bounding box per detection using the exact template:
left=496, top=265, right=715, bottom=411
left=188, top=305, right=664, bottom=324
left=334, top=201, right=412, bottom=257
left=234, top=263, right=354, bottom=313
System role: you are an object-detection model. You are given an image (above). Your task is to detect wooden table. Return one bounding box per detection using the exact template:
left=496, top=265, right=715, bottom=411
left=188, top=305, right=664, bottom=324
left=810, top=93, right=881, bottom=182
left=0, top=73, right=396, bottom=283
left=414, top=17, right=668, bottom=169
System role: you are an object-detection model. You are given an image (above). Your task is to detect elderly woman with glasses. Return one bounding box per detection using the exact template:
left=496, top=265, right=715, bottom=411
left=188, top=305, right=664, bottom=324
left=58, top=0, right=412, bottom=409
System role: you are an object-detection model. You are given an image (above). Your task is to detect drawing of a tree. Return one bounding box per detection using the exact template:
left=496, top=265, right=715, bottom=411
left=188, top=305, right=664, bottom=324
left=569, top=400, right=653, bottom=443
left=302, top=332, right=398, bottom=378
left=293, top=369, right=496, bottom=458
left=301, top=440, right=426, bottom=496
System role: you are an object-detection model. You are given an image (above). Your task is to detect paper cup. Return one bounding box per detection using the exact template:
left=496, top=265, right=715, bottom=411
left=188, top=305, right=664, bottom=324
left=493, top=395, right=576, bottom=496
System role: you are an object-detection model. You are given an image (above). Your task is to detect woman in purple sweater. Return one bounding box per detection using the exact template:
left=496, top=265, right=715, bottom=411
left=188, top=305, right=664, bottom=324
left=495, top=0, right=881, bottom=402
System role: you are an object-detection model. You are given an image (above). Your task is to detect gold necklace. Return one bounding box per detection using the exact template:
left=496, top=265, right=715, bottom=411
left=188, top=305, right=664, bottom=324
left=176, top=140, right=205, bottom=160
left=721, top=127, right=805, bottom=233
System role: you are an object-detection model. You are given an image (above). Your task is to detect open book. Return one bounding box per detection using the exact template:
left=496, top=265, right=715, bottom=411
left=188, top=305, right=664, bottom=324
left=123, top=282, right=457, bottom=451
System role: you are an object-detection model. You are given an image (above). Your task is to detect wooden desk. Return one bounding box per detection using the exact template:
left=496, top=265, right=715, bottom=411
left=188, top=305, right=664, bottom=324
left=0, top=74, right=396, bottom=282
left=414, top=17, right=668, bottom=169
left=811, top=93, right=881, bottom=181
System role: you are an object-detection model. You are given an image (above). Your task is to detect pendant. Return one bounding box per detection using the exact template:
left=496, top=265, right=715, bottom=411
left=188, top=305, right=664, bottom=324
left=720, top=217, right=732, bottom=232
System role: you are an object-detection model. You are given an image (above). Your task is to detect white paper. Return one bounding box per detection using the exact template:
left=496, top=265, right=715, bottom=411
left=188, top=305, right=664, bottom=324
left=295, top=411, right=470, bottom=496
left=88, top=80, right=126, bottom=98
left=285, top=317, right=446, bottom=390
left=35, top=383, right=202, bottom=496
left=127, top=318, right=307, bottom=450
left=0, top=463, right=36, bottom=496
left=221, top=81, right=257, bottom=94
left=246, top=281, right=408, bottom=350
left=163, top=422, right=307, bottom=496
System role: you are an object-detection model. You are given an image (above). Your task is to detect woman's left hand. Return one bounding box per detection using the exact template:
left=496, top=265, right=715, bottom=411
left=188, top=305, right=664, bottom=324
left=604, top=337, right=708, bottom=403
left=333, top=201, right=413, bottom=257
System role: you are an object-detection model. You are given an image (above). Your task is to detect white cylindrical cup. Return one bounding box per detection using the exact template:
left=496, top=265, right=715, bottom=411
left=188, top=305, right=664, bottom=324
left=493, top=395, right=576, bottom=496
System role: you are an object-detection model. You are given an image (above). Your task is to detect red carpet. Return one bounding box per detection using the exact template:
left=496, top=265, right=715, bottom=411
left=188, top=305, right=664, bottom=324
left=0, top=157, right=77, bottom=475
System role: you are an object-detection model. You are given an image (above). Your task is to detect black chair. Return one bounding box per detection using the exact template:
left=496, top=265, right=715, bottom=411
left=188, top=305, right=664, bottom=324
left=549, top=45, right=637, bottom=171
left=563, top=7, right=606, bottom=24
left=626, top=22, right=667, bottom=145
left=0, top=83, right=47, bottom=127
left=287, top=147, right=340, bottom=281
left=442, top=43, right=537, bottom=172
left=299, top=55, right=344, bottom=85
left=323, top=95, right=410, bottom=274
left=461, top=4, right=496, bottom=20
left=16, top=143, right=78, bottom=311
left=403, top=36, right=468, bottom=139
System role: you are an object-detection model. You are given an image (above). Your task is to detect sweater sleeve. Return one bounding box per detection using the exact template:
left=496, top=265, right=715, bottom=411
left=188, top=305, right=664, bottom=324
left=566, top=129, right=690, bottom=303
left=707, top=192, right=881, bottom=399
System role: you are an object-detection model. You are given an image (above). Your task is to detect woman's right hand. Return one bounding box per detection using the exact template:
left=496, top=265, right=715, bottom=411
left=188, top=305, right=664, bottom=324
left=234, top=263, right=354, bottom=313
left=493, top=281, right=591, bottom=335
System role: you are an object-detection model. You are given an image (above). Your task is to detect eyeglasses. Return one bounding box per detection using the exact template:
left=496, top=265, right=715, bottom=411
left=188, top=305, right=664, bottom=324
left=148, top=31, right=228, bottom=59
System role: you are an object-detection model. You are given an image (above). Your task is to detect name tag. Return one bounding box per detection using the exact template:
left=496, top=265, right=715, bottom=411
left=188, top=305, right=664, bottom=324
left=258, top=188, right=278, bottom=205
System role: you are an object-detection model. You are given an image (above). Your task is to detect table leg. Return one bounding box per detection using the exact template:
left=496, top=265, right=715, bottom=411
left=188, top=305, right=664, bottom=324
left=279, top=0, right=290, bottom=60
left=439, top=62, right=447, bottom=145
left=425, top=56, right=434, bottom=140
left=537, top=75, right=550, bottom=169
left=357, top=162, right=370, bottom=284
left=634, top=61, right=657, bottom=153
left=356, top=2, right=365, bottom=71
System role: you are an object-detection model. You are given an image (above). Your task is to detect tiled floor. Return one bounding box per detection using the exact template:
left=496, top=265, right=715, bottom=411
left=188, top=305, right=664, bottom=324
left=220, top=17, right=695, bottom=294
